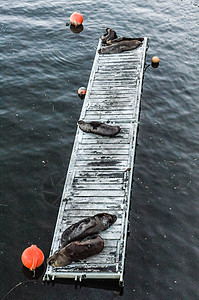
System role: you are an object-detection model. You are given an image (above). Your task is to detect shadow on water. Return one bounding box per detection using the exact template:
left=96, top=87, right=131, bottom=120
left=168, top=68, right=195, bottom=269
left=44, top=278, right=124, bottom=295
left=2, top=270, right=124, bottom=300
left=1, top=265, right=45, bottom=300
left=70, top=24, right=84, bottom=34
left=22, top=264, right=45, bottom=280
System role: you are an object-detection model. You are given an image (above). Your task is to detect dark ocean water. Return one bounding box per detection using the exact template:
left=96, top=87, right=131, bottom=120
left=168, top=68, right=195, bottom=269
left=0, top=0, right=198, bottom=299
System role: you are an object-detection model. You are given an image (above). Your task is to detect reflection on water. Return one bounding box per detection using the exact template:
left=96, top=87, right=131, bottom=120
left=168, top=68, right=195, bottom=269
left=70, top=24, right=84, bottom=34
left=0, top=0, right=198, bottom=299
left=41, top=172, right=66, bottom=208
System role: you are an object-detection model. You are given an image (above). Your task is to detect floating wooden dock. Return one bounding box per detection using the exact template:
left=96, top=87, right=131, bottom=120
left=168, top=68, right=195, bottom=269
left=43, top=37, right=148, bottom=285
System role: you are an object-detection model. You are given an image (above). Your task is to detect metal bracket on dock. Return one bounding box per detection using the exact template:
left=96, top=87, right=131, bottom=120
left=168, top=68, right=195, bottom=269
left=75, top=274, right=86, bottom=282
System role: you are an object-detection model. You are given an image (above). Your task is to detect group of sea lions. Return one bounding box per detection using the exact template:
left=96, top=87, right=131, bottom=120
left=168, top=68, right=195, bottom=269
left=98, top=28, right=144, bottom=54
left=47, top=213, right=117, bottom=267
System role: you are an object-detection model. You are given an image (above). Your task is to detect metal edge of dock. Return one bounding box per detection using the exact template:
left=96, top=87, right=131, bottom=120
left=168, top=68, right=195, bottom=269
left=119, top=37, right=148, bottom=285
left=43, top=37, right=148, bottom=286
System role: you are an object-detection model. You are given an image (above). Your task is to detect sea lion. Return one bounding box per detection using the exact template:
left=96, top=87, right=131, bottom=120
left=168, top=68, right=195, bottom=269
left=61, top=212, right=117, bottom=248
left=106, top=37, right=144, bottom=45
left=98, top=38, right=143, bottom=54
left=101, top=28, right=117, bottom=44
left=78, top=120, right=121, bottom=137
left=47, top=235, right=104, bottom=267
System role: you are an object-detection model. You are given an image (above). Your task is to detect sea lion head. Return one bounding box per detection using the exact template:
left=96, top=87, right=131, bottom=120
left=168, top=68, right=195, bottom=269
left=78, top=120, right=85, bottom=126
left=78, top=120, right=86, bottom=129
left=47, top=249, right=72, bottom=267
left=101, top=28, right=117, bottom=44
left=100, top=28, right=110, bottom=42
left=95, top=213, right=117, bottom=228
left=78, top=120, right=93, bottom=133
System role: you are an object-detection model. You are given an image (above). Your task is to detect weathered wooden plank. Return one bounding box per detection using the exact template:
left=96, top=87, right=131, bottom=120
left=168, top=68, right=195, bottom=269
left=71, top=184, right=124, bottom=191
left=55, top=262, right=118, bottom=271
left=80, top=139, right=131, bottom=145
left=62, top=216, right=124, bottom=225
left=85, top=110, right=135, bottom=116
left=77, top=149, right=129, bottom=155
left=74, top=161, right=129, bottom=169
left=87, top=106, right=134, bottom=111
left=66, top=194, right=127, bottom=200
left=90, top=86, right=136, bottom=91
left=83, top=118, right=136, bottom=124
left=73, top=170, right=125, bottom=177
left=72, top=177, right=125, bottom=183
left=76, top=143, right=130, bottom=149
left=97, top=59, right=140, bottom=64
left=80, top=131, right=129, bottom=137
left=68, top=190, right=125, bottom=197
left=75, top=155, right=128, bottom=162
left=92, top=78, right=137, bottom=83
left=65, top=199, right=125, bottom=205
left=94, top=78, right=137, bottom=83
left=89, top=94, right=135, bottom=99
left=68, top=199, right=125, bottom=206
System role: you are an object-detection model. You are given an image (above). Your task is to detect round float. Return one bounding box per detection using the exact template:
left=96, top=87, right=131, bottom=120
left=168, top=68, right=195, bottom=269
left=151, top=56, right=160, bottom=68
left=70, top=12, right=83, bottom=27
left=21, top=245, right=44, bottom=271
left=78, top=87, right=87, bottom=100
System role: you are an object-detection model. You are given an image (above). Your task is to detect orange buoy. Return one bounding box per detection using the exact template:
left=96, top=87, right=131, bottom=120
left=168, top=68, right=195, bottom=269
left=70, top=12, right=83, bottom=27
left=21, top=245, right=44, bottom=271
left=78, top=87, right=87, bottom=99
left=152, top=56, right=159, bottom=63
left=151, top=56, right=159, bottom=68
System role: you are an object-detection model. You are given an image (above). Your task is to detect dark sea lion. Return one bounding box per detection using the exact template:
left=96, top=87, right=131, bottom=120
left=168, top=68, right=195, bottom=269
left=61, top=212, right=117, bottom=248
left=98, top=38, right=143, bottom=54
left=47, top=235, right=104, bottom=267
left=101, top=28, right=117, bottom=44
left=106, top=37, right=144, bottom=45
left=78, top=120, right=121, bottom=137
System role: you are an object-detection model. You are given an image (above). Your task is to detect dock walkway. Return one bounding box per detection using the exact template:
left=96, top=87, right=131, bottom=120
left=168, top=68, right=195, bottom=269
left=43, top=37, right=148, bottom=285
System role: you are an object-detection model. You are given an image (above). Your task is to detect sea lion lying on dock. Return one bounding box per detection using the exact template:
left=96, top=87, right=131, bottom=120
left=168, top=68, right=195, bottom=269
left=98, top=37, right=144, bottom=54
left=101, top=28, right=117, bottom=44
left=78, top=120, right=121, bottom=137
left=106, top=37, right=144, bottom=45
left=61, top=212, right=117, bottom=248
left=47, top=235, right=104, bottom=267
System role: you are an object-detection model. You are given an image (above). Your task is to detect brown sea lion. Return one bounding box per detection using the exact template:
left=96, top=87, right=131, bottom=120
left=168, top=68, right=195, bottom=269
left=61, top=212, right=117, bottom=248
left=101, top=28, right=117, bottom=44
left=47, top=235, right=104, bottom=267
left=78, top=120, right=121, bottom=137
left=98, top=38, right=143, bottom=54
